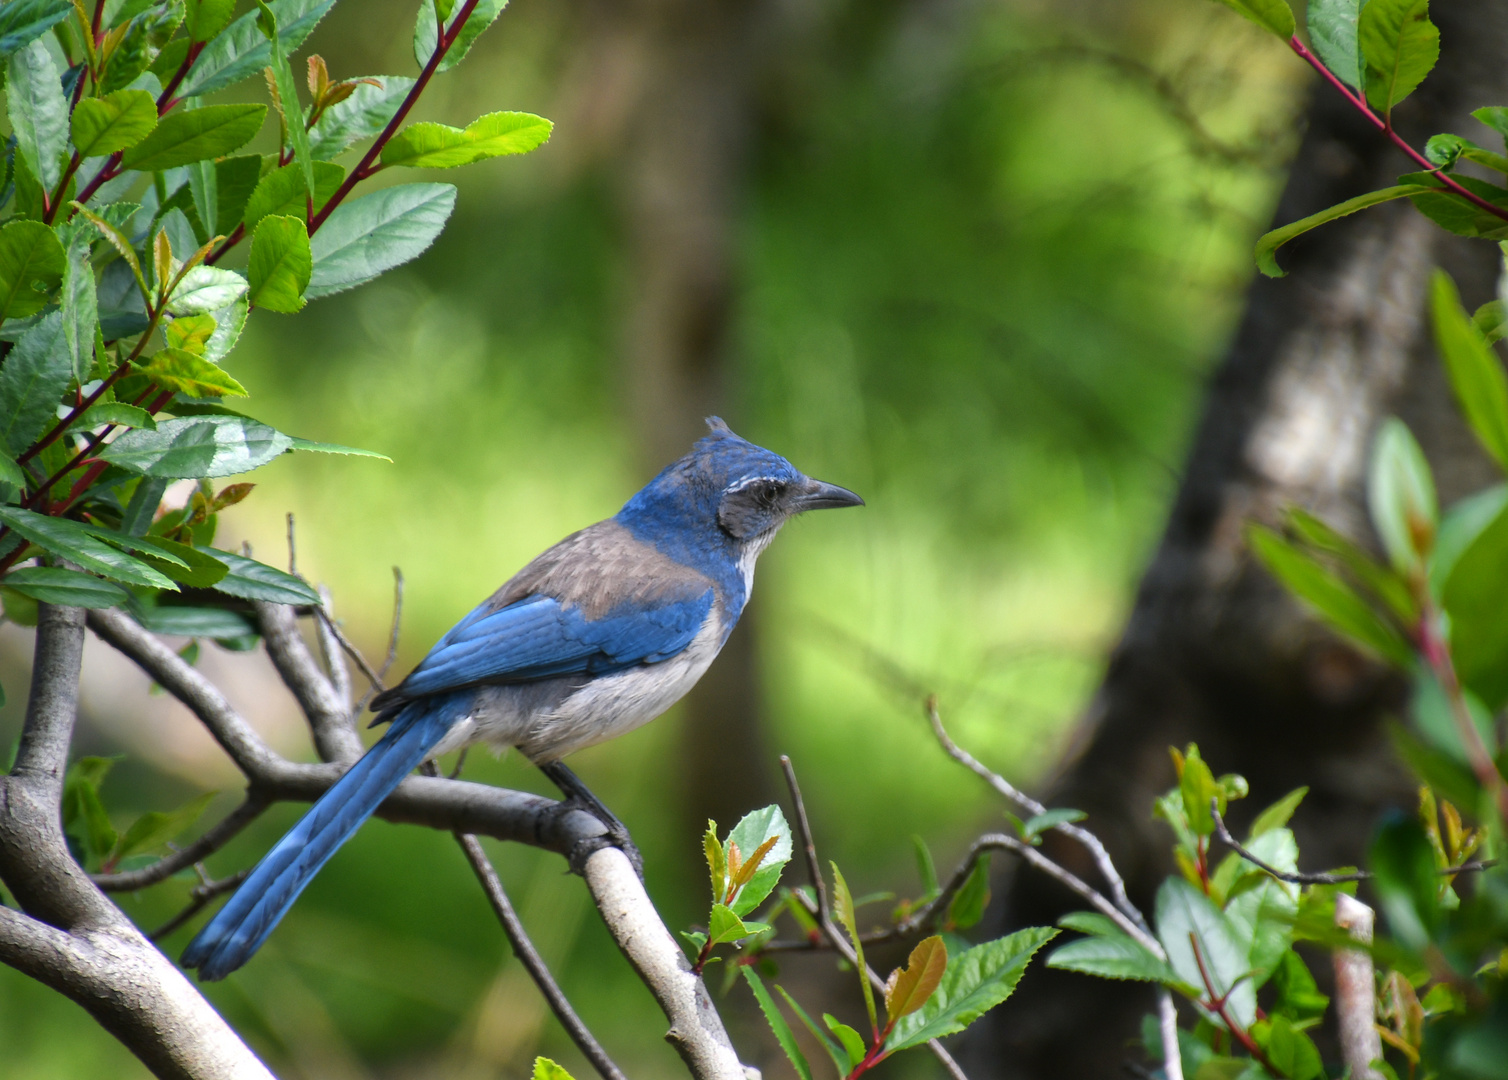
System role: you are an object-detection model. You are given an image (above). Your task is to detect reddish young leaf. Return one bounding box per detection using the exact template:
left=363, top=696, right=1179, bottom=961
left=884, top=935, right=948, bottom=1022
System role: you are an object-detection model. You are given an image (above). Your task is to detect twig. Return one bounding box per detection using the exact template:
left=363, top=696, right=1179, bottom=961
left=255, top=601, right=362, bottom=764
left=1333, top=895, right=1384, bottom=1080
left=926, top=697, right=1149, bottom=931
left=1157, top=989, right=1184, bottom=1080
left=351, top=567, right=405, bottom=718
left=316, top=585, right=354, bottom=710
left=455, top=833, right=628, bottom=1080
left=779, top=758, right=971, bottom=1080
left=92, top=796, right=269, bottom=892
left=1209, top=802, right=1495, bottom=885
left=314, top=606, right=389, bottom=695
left=148, top=868, right=249, bottom=941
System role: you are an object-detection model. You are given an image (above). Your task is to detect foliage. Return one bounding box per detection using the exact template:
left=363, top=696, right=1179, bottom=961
left=0, top=0, right=548, bottom=698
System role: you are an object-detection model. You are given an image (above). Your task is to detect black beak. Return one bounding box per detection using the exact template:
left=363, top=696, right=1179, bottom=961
left=793, top=477, right=865, bottom=511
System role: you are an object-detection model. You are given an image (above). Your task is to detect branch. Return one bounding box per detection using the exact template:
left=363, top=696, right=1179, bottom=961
left=1157, top=989, right=1184, bottom=1080
left=149, top=868, right=250, bottom=942
left=926, top=698, right=1149, bottom=931
left=455, top=833, right=628, bottom=1080
left=1333, top=895, right=1384, bottom=1080
left=254, top=600, right=363, bottom=764
left=315, top=585, right=354, bottom=714
left=92, top=796, right=269, bottom=892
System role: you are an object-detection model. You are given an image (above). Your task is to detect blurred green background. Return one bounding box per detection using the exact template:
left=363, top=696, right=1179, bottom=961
left=0, top=0, right=1307, bottom=1075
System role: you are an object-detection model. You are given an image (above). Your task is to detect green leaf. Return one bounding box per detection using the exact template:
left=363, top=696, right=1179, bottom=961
left=66, top=403, right=156, bottom=435
left=63, top=757, right=118, bottom=864
left=1057, top=912, right=1122, bottom=937
left=726, top=804, right=793, bottom=917
left=773, top=986, right=849, bottom=1078
left=1360, top=0, right=1439, bottom=118
left=740, top=969, right=813, bottom=1080
left=241, top=161, right=343, bottom=231
left=102, top=415, right=292, bottom=478
left=213, top=155, right=264, bottom=236
left=2, top=567, right=129, bottom=607
left=913, top=835, right=939, bottom=896
left=124, top=536, right=228, bottom=588
left=136, top=604, right=254, bottom=638
left=1441, top=502, right=1508, bottom=708
left=113, top=791, right=215, bottom=860
left=135, top=348, right=247, bottom=398
left=7, top=38, right=68, bottom=191
left=0, top=219, right=66, bottom=322
left=1401, top=172, right=1508, bottom=240
left=1179, top=744, right=1221, bottom=835
left=1264, top=1015, right=1324, bottom=1080
left=247, top=215, right=311, bottom=314
left=1156, top=877, right=1257, bottom=1029
left=166, top=314, right=217, bottom=356
left=1307, top=0, right=1365, bottom=89
left=1247, top=524, right=1412, bottom=664
left=0, top=507, right=176, bottom=588
left=947, top=855, right=991, bottom=930
left=412, top=0, right=507, bottom=74
left=0, top=311, right=68, bottom=456
left=1476, top=107, right=1508, bottom=153
left=1474, top=300, right=1508, bottom=343
left=1255, top=185, right=1430, bottom=277
left=707, top=903, right=755, bottom=946
left=531, top=1059, right=577, bottom=1080
left=308, top=75, right=415, bottom=160
left=121, top=104, right=268, bottom=173
left=0, top=449, right=25, bottom=487
left=1249, top=787, right=1308, bottom=837
left=72, top=203, right=146, bottom=301
left=60, top=239, right=97, bottom=383
left=184, top=0, right=237, bottom=42
left=1370, top=813, right=1439, bottom=951
left=1368, top=417, right=1437, bottom=574
left=179, top=0, right=337, bottom=98
left=209, top=548, right=319, bottom=604
left=167, top=266, right=248, bottom=316
left=255, top=0, right=315, bottom=204
left=1020, top=808, right=1086, bottom=840
left=1432, top=483, right=1508, bottom=590
left=1211, top=0, right=1294, bottom=37
left=1047, top=929, right=1182, bottom=986
left=831, top=862, right=877, bottom=1036
left=203, top=299, right=247, bottom=363
left=1271, top=950, right=1330, bottom=1020
left=121, top=477, right=168, bottom=537
left=286, top=436, right=391, bottom=460
left=379, top=111, right=552, bottom=169
left=824, top=1015, right=867, bottom=1070
left=886, top=927, right=1058, bottom=1052
left=70, top=90, right=158, bottom=158
left=1222, top=830, right=1298, bottom=987
left=307, top=182, right=456, bottom=298
left=1432, top=269, right=1508, bottom=472
left=885, top=936, right=948, bottom=1021
left=0, top=0, right=73, bottom=58
left=1285, top=507, right=1417, bottom=622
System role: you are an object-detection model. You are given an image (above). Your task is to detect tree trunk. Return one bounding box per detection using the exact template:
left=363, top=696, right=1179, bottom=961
left=968, top=5, right=1508, bottom=1076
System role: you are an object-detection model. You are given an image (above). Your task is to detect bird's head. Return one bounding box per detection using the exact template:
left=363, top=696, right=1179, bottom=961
left=617, top=418, right=864, bottom=554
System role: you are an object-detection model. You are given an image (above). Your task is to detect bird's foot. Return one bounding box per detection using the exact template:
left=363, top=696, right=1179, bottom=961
left=539, top=761, right=645, bottom=881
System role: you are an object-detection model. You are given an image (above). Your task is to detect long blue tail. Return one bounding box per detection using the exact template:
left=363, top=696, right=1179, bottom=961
left=182, top=695, right=465, bottom=980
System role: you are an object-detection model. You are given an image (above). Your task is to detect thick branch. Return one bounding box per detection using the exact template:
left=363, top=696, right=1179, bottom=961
left=254, top=601, right=362, bottom=764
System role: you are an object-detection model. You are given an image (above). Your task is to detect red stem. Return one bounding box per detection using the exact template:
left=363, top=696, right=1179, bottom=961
left=156, top=40, right=205, bottom=113
left=1189, top=934, right=1283, bottom=1077
left=1288, top=36, right=1508, bottom=224
left=1417, top=603, right=1508, bottom=819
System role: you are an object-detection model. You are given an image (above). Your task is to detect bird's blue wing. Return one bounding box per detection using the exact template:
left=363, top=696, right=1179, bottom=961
left=391, top=588, right=715, bottom=700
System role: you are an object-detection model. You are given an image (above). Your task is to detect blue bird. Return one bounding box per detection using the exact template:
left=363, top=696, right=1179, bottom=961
left=181, top=418, right=863, bottom=980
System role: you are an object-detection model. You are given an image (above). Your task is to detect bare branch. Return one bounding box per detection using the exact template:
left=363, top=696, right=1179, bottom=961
left=93, top=796, right=269, bottom=892
left=779, top=755, right=830, bottom=923
left=11, top=603, right=87, bottom=784
left=1210, top=802, right=1495, bottom=884
left=149, top=869, right=250, bottom=941
left=1158, top=989, right=1184, bottom=1080
left=255, top=601, right=363, bottom=764
left=456, top=833, right=628, bottom=1080
left=926, top=698, right=1148, bottom=931
left=315, top=585, right=354, bottom=711
left=1333, top=895, right=1383, bottom=1080
left=353, top=567, right=404, bottom=717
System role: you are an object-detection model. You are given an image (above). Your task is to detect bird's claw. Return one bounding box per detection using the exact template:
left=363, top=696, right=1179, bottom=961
left=555, top=798, right=645, bottom=881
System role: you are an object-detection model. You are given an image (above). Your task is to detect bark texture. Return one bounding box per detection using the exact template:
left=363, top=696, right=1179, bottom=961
left=969, top=5, right=1508, bottom=1076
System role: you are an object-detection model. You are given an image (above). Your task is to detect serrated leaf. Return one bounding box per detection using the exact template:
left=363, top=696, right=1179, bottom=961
left=7, top=38, right=68, bottom=191
left=184, top=0, right=237, bottom=42
left=70, top=89, right=157, bottom=158
left=1255, top=185, right=1431, bottom=277
left=0, top=507, right=176, bottom=588
left=1285, top=507, right=1417, bottom=622
left=1265, top=1014, right=1325, bottom=1080
left=256, top=0, right=315, bottom=204
left=2, top=566, right=129, bottom=607
left=886, top=927, right=1059, bottom=1052
left=285, top=436, right=390, bottom=460
left=113, top=791, right=215, bottom=860
left=167, top=266, right=247, bottom=316
left=1307, top=0, right=1365, bottom=89
left=136, top=603, right=254, bottom=638
left=1047, top=931, right=1183, bottom=986
left=885, top=936, right=947, bottom=1021
left=308, top=75, right=414, bottom=160
left=126, top=536, right=228, bottom=587
left=60, top=237, right=97, bottom=382
left=247, top=214, right=310, bottom=313
left=135, top=348, right=247, bottom=398
left=1360, top=0, right=1439, bottom=118
left=307, top=182, right=456, bottom=298
left=121, top=104, right=268, bottom=172
left=380, top=111, right=552, bottom=169
left=1432, top=270, right=1508, bottom=472
left=1157, top=877, right=1257, bottom=1029
left=242, top=161, right=343, bottom=231
left=707, top=902, right=754, bottom=946
left=0, top=0, right=73, bottom=58
left=530, top=1059, right=576, bottom=1080
left=0, top=220, right=65, bottom=323
left=1211, top=0, right=1294, bottom=37
left=166, top=314, right=217, bottom=356
left=740, top=969, right=812, bottom=1080
left=209, top=548, right=318, bottom=604
left=0, top=449, right=25, bottom=487
left=412, top=0, right=507, bottom=74
left=1248, top=524, right=1412, bottom=664
left=72, top=203, right=146, bottom=300
left=0, top=311, right=68, bottom=455
left=101, top=415, right=291, bottom=478
left=773, top=986, right=849, bottom=1078
left=179, top=0, right=337, bottom=98
left=830, top=862, right=876, bottom=1035
left=726, top=804, right=792, bottom=917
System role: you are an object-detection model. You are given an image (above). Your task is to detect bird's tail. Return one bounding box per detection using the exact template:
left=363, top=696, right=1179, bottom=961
left=182, top=695, right=466, bottom=981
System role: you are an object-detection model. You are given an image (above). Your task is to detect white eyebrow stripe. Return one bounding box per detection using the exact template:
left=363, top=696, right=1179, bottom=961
left=723, top=475, right=784, bottom=495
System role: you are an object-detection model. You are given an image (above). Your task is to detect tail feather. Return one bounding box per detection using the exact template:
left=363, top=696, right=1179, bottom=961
left=182, top=695, right=465, bottom=980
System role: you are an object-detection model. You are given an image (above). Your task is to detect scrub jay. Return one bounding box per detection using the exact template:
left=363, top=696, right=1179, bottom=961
left=182, top=418, right=863, bottom=980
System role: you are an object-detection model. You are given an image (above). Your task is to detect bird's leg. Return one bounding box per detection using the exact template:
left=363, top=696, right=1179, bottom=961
left=538, top=761, right=644, bottom=880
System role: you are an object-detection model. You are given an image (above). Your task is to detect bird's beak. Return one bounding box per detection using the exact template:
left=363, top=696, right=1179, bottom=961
left=793, top=477, right=865, bottom=512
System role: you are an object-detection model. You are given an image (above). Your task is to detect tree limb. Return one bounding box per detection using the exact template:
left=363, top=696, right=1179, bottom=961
left=254, top=600, right=363, bottom=764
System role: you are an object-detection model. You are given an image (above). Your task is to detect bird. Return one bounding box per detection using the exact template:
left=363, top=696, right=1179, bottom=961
left=181, top=418, right=863, bottom=981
